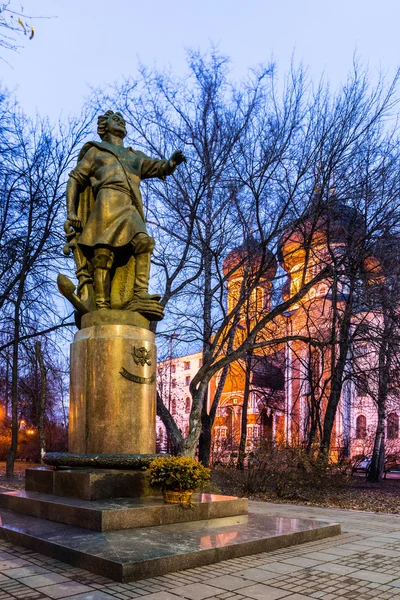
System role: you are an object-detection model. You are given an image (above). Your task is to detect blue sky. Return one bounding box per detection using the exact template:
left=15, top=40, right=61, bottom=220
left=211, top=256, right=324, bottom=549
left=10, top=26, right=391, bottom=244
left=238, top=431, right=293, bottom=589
left=2, top=0, right=400, bottom=121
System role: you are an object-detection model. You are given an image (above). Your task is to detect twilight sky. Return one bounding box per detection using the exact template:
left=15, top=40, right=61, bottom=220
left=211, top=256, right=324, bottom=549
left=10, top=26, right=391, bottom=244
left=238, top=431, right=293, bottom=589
left=2, top=0, right=400, bottom=122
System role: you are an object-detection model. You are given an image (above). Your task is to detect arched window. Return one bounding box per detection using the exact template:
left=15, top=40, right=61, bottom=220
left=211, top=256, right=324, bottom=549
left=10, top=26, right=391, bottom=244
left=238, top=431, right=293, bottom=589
left=185, top=397, right=191, bottom=413
left=171, top=398, right=177, bottom=415
left=387, top=413, right=399, bottom=440
left=356, top=415, right=367, bottom=439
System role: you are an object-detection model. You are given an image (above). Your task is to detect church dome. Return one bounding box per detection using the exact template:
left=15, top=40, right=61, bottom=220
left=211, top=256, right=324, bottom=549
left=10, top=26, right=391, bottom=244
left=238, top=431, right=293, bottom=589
left=277, top=192, right=366, bottom=272
left=223, top=236, right=277, bottom=281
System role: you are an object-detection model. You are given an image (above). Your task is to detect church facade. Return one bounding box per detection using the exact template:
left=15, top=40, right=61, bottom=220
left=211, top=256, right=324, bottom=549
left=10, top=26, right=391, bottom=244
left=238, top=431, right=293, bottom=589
left=157, top=193, right=400, bottom=461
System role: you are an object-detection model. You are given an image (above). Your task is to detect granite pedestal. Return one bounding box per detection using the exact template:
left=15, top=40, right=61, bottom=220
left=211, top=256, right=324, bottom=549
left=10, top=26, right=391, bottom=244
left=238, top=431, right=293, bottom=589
left=0, top=464, right=341, bottom=582
left=0, top=491, right=248, bottom=531
left=25, top=467, right=158, bottom=500
left=0, top=506, right=340, bottom=582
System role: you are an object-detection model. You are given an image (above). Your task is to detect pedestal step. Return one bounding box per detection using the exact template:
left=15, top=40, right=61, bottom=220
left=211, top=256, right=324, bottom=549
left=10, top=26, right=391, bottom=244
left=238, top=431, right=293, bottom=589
left=0, top=491, right=248, bottom=531
left=25, top=467, right=158, bottom=500
left=0, top=507, right=341, bottom=582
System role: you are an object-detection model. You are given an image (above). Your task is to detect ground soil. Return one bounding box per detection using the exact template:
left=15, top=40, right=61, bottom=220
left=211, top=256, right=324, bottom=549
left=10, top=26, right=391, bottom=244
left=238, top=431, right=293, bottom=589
left=0, top=461, right=36, bottom=491
left=212, top=469, right=400, bottom=514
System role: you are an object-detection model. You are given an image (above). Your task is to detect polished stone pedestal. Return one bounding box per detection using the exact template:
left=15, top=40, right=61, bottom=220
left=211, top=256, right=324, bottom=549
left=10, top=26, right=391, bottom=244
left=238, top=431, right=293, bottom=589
left=0, top=491, right=248, bottom=531
left=0, top=507, right=340, bottom=582
left=69, top=323, right=156, bottom=455
left=25, top=467, right=158, bottom=500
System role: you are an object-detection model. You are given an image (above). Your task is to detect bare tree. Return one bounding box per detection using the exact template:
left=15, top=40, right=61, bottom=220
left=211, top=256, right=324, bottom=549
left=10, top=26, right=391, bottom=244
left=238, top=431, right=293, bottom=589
left=0, top=102, right=94, bottom=475
left=97, top=54, right=400, bottom=463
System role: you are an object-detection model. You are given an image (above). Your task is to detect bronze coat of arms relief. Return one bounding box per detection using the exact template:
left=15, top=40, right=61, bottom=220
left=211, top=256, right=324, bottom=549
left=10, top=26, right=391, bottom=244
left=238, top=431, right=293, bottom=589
left=120, top=346, right=155, bottom=384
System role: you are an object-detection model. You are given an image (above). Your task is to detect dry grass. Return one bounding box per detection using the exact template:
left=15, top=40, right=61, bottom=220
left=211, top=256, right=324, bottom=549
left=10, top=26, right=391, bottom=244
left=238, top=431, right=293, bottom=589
left=212, top=468, right=400, bottom=514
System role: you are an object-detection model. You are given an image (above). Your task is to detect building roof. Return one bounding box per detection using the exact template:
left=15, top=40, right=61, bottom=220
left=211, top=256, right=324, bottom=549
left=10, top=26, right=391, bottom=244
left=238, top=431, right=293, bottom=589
left=223, top=236, right=277, bottom=281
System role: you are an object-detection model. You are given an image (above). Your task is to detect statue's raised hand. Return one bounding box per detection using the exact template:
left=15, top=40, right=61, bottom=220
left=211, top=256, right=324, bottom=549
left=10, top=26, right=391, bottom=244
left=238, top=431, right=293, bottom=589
left=170, top=150, right=187, bottom=167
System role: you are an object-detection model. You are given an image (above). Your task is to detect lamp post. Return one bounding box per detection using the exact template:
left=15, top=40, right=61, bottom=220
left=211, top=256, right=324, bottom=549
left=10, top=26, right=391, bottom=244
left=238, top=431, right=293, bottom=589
left=167, top=333, right=178, bottom=453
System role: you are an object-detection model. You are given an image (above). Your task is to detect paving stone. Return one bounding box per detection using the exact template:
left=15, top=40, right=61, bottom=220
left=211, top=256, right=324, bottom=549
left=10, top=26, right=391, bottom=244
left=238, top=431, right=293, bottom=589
left=6, top=565, right=51, bottom=579
left=285, top=594, right=312, bottom=600
left=32, top=581, right=93, bottom=599
left=349, top=569, right=396, bottom=584
left=281, top=557, right=323, bottom=568
left=301, top=551, right=342, bottom=562
left=134, top=594, right=182, bottom=600
left=0, top=557, right=29, bottom=569
left=19, top=573, right=71, bottom=588
left=312, top=563, right=358, bottom=575
left=235, top=584, right=288, bottom=599
left=257, top=562, right=304, bottom=574
left=204, top=575, right=253, bottom=591
left=60, top=593, right=119, bottom=600
left=169, top=582, right=227, bottom=599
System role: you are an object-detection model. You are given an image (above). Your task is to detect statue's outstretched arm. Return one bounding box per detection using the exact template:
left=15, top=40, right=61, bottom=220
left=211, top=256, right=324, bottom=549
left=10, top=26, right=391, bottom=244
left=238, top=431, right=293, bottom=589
left=141, top=149, right=186, bottom=181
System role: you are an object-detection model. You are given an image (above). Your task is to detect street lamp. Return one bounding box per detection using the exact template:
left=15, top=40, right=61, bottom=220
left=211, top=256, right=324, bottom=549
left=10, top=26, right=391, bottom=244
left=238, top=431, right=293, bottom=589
left=167, top=333, right=179, bottom=453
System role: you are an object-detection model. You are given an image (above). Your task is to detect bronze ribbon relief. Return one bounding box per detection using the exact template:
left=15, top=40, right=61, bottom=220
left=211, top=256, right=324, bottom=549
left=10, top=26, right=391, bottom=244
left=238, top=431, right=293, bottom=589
left=120, top=345, right=155, bottom=384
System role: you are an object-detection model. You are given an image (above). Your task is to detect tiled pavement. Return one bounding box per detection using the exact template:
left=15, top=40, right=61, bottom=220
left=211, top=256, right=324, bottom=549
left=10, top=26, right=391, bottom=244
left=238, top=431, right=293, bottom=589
left=1, top=501, right=400, bottom=599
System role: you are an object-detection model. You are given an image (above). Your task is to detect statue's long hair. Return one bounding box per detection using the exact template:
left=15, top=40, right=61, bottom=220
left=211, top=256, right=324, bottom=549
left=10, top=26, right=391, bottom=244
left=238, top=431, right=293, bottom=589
left=97, top=110, right=126, bottom=140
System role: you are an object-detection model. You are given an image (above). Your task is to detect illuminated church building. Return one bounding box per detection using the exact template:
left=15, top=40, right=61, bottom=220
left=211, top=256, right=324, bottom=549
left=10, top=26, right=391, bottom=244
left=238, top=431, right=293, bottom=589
left=157, top=194, right=400, bottom=459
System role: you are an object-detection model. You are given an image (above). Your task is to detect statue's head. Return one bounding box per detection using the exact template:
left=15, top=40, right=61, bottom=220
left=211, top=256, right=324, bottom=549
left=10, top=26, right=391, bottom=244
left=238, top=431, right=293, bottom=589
left=97, top=110, right=127, bottom=140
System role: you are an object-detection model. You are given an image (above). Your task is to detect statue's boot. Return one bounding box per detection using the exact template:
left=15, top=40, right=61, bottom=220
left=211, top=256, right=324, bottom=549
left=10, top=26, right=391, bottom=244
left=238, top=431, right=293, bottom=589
left=92, top=248, right=114, bottom=310
left=134, top=252, right=161, bottom=302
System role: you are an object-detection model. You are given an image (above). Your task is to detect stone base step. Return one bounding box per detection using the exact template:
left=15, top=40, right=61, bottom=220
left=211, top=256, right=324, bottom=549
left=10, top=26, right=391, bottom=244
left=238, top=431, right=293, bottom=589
left=0, top=507, right=341, bottom=582
left=0, top=491, right=248, bottom=531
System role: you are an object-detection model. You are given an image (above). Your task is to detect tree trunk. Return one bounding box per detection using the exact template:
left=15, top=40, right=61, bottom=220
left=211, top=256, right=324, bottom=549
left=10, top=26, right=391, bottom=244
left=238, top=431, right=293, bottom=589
left=198, top=363, right=230, bottom=466
left=198, top=412, right=212, bottom=467
left=368, top=412, right=386, bottom=482
left=237, top=354, right=252, bottom=470
left=320, top=281, right=354, bottom=456
left=368, top=329, right=390, bottom=482
left=6, top=285, right=23, bottom=477
left=156, top=390, right=183, bottom=454
left=35, top=341, right=47, bottom=460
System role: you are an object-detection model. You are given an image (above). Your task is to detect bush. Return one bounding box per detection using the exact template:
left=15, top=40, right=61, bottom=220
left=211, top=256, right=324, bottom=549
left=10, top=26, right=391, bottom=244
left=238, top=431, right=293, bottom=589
left=213, top=446, right=350, bottom=500
left=148, top=456, right=211, bottom=492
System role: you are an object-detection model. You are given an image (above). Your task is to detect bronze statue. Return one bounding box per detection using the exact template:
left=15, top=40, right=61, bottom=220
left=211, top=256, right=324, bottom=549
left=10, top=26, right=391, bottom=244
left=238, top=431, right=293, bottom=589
left=58, top=110, right=186, bottom=323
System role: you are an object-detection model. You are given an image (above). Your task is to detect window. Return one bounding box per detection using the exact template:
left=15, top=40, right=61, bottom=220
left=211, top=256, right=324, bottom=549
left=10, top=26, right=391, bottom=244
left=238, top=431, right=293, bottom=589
left=355, top=345, right=368, bottom=357
left=387, top=413, right=399, bottom=440
left=215, top=427, right=227, bottom=439
left=355, top=373, right=369, bottom=397
left=228, top=281, right=241, bottom=312
left=185, top=376, right=190, bottom=386
left=171, top=364, right=176, bottom=374
left=256, top=287, right=264, bottom=311
left=185, top=397, right=191, bottom=412
left=171, top=378, right=177, bottom=389
left=247, top=425, right=253, bottom=438
left=310, top=349, right=320, bottom=390
left=356, top=415, right=367, bottom=439
left=171, top=398, right=177, bottom=415
left=184, top=361, right=191, bottom=370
